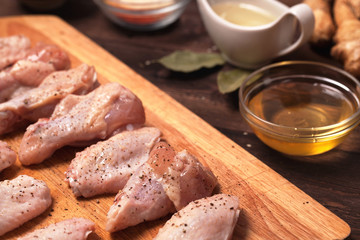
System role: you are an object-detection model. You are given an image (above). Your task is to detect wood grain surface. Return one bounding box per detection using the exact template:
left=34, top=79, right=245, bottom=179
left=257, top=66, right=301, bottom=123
left=0, top=15, right=352, bottom=240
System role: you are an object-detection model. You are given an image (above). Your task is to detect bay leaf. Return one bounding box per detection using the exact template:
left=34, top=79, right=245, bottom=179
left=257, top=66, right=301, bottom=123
left=158, top=50, right=225, bottom=72
left=217, top=69, right=250, bottom=94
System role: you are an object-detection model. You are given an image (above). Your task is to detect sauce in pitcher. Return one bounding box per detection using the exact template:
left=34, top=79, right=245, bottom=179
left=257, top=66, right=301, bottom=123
left=211, top=2, right=277, bottom=26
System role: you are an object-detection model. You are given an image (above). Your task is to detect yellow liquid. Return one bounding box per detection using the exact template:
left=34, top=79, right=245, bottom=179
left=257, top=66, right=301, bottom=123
left=212, top=2, right=277, bottom=26
left=246, top=78, right=358, bottom=155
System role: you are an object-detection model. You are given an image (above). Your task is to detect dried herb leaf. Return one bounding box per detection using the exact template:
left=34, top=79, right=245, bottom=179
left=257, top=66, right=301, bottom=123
left=158, top=50, right=225, bottom=72
left=217, top=69, right=250, bottom=94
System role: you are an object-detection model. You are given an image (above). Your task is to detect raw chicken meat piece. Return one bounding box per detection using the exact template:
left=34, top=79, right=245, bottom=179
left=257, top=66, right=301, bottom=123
left=0, top=175, right=52, bottom=236
left=0, top=42, right=71, bottom=102
left=106, top=141, right=217, bottom=232
left=154, top=194, right=240, bottom=240
left=66, top=127, right=161, bottom=198
left=22, top=42, right=70, bottom=72
left=0, top=140, right=16, bottom=172
left=17, top=218, right=95, bottom=240
left=19, top=82, right=145, bottom=165
left=106, top=160, right=176, bottom=232
left=0, top=35, right=31, bottom=70
left=0, top=63, right=97, bottom=135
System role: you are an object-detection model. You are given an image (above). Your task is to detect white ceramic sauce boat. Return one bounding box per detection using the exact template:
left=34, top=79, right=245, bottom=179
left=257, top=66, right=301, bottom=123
left=197, top=0, right=315, bottom=69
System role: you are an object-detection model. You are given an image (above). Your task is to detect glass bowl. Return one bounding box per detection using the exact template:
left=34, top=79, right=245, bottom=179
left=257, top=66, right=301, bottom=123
left=93, top=0, right=190, bottom=31
left=239, top=61, right=360, bottom=156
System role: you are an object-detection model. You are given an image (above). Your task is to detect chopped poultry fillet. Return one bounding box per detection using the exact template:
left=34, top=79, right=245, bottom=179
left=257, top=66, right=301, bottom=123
left=154, top=194, right=240, bottom=240
left=0, top=140, right=16, bottom=172
left=0, top=42, right=71, bottom=102
left=0, top=35, right=31, bottom=70
left=0, top=63, right=97, bottom=135
left=19, top=82, right=145, bottom=165
left=0, top=175, right=52, bottom=236
left=66, top=127, right=161, bottom=198
left=106, top=141, right=218, bottom=232
left=17, top=218, right=95, bottom=240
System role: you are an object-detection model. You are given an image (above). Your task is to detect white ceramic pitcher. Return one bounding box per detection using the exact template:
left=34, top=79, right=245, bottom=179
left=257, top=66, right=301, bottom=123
left=197, top=0, right=315, bottom=69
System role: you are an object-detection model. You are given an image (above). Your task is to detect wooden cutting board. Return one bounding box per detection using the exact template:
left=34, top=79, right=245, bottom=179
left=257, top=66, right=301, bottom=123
left=0, top=16, right=351, bottom=240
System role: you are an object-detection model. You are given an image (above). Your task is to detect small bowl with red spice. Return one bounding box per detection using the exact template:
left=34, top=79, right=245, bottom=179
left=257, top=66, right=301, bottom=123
left=94, top=0, right=190, bottom=31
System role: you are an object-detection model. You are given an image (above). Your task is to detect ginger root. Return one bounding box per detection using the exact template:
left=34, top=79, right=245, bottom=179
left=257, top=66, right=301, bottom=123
left=331, top=0, right=360, bottom=77
left=303, top=0, right=336, bottom=47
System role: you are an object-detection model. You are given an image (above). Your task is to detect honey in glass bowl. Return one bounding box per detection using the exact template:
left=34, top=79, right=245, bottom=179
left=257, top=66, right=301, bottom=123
left=239, top=61, right=360, bottom=156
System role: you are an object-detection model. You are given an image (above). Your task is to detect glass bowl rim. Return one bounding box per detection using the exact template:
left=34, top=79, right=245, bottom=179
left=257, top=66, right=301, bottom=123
left=94, top=0, right=190, bottom=14
left=239, top=60, right=360, bottom=137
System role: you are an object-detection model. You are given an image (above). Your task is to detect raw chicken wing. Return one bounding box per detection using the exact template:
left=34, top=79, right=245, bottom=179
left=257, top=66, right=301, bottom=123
left=19, top=82, right=145, bottom=165
left=0, top=42, right=71, bottom=102
left=66, top=127, right=161, bottom=198
left=154, top=194, right=240, bottom=240
left=106, top=160, right=176, bottom=232
left=0, top=63, right=97, bottom=135
left=0, top=35, right=31, bottom=70
left=18, top=218, right=95, bottom=240
left=0, top=140, right=16, bottom=172
left=106, top=141, right=217, bottom=232
left=0, top=175, right=52, bottom=236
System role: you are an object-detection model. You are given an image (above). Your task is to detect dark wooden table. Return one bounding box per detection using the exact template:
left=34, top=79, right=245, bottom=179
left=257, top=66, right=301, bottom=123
left=1, top=0, right=359, bottom=239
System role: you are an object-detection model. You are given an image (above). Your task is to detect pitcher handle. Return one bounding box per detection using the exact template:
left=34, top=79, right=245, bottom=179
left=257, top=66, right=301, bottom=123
left=276, top=3, right=315, bottom=57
